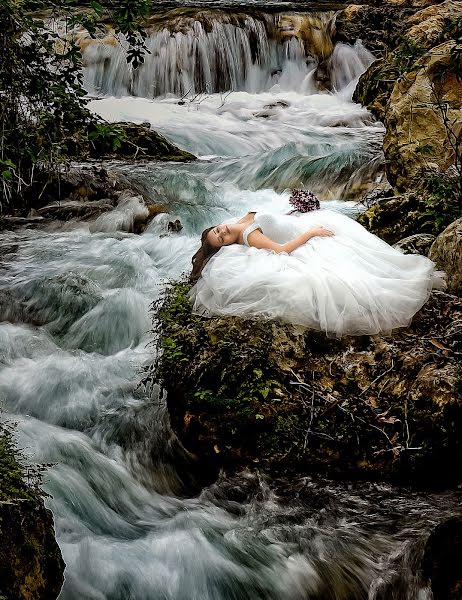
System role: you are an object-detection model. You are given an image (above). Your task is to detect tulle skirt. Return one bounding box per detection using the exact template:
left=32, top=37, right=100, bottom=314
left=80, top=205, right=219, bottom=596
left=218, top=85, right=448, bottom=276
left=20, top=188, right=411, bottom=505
left=189, top=210, right=442, bottom=337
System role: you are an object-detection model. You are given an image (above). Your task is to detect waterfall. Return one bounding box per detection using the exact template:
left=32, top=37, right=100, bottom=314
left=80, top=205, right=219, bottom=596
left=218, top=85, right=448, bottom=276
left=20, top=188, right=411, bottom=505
left=79, top=10, right=374, bottom=98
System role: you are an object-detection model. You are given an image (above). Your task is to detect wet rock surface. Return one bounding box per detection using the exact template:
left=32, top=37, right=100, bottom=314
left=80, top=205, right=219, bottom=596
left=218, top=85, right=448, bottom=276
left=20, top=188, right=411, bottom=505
left=68, top=121, right=196, bottom=162
left=0, top=500, right=65, bottom=600
left=0, top=164, right=184, bottom=236
left=0, top=422, right=65, bottom=600
left=422, top=516, right=462, bottom=600
left=148, top=282, right=462, bottom=486
left=393, top=233, right=436, bottom=256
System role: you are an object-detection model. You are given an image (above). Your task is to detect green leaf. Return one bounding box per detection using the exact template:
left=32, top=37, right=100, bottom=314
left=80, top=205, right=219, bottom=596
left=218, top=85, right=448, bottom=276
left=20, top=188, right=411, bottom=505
left=90, top=0, right=103, bottom=16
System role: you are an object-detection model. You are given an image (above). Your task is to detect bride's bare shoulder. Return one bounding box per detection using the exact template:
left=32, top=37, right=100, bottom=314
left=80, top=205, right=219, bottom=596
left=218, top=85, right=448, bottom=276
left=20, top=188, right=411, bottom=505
left=237, top=211, right=256, bottom=225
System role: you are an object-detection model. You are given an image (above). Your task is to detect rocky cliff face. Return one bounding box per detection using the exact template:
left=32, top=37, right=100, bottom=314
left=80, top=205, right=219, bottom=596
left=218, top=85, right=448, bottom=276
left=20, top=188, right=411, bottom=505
left=148, top=282, right=462, bottom=486
left=383, top=39, right=462, bottom=193
left=354, top=0, right=462, bottom=241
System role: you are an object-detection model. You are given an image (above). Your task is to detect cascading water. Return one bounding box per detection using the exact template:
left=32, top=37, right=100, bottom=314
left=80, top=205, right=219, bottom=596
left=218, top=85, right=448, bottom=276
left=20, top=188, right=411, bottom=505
left=3, top=7, right=456, bottom=600
left=80, top=11, right=373, bottom=98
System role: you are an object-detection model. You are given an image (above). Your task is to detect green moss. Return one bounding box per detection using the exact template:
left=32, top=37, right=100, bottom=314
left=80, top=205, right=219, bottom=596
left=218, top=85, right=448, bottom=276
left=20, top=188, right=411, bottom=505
left=0, top=420, right=42, bottom=503
left=357, top=184, right=462, bottom=244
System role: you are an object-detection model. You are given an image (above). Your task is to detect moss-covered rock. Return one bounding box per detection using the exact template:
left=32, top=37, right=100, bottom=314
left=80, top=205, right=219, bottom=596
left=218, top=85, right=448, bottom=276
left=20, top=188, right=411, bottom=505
left=357, top=193, right=439, bottom=244
left=0, top=421, right=65, bottom=600
left=67, top=121, right=196, bottom=162
left=147, top=280, right=462, bottom=487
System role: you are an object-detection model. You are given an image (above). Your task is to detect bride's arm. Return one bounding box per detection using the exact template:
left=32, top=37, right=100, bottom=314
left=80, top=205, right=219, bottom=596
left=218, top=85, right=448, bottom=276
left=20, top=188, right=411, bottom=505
left=247, top=227, right=333, bottom=254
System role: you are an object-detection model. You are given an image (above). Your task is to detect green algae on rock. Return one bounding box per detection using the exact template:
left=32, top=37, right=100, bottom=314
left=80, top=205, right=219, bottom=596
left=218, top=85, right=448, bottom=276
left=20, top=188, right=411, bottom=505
left=0, top=420, right=65, bottom=600
left=147, top=280, right=462, bottom=487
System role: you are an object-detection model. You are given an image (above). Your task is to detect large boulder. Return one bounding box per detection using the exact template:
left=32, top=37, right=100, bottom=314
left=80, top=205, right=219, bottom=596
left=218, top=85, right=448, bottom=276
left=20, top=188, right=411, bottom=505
left=355, top=1, right=462, bottom=242
left=0, top=500, right=65, bottom=600
left=335, top=4, right=416, bottom=56
left=406, top=0, right=462, bottom=47
left=429, top=217, right=462, bottom=295
left=148, top=281, right=462, bottom=486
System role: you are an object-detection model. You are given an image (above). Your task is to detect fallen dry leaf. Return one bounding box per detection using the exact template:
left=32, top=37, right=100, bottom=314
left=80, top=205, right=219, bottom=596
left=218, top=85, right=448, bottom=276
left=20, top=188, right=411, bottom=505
left=378, top=415, right=401, bottom=425
left=429, top=338, right=451, bottom=352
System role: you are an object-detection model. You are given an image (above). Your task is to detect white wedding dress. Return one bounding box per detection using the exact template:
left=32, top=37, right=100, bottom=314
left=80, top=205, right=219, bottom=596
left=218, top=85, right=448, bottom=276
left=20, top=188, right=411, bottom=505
left=189, top=210, right=441, bottom=337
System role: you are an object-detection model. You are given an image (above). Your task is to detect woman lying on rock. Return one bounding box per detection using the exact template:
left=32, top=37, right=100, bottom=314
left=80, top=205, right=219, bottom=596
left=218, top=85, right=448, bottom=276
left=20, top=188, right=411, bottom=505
left=189, top=190, right=444, bottom=338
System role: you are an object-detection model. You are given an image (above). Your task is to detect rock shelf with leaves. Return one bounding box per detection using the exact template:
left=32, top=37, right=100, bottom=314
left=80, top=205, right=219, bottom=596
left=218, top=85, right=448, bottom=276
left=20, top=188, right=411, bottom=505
left=147, top=281, right=462, bottom=487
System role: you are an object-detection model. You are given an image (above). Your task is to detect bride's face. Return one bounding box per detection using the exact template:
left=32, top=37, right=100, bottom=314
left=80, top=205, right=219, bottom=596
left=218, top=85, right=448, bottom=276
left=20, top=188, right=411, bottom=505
left=207, top=224, right=236, bottom=248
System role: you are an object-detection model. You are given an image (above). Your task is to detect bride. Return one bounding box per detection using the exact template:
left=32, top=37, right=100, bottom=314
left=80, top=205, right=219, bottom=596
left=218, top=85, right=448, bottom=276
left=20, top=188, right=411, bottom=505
left=189, top=201, right=441, bottom=337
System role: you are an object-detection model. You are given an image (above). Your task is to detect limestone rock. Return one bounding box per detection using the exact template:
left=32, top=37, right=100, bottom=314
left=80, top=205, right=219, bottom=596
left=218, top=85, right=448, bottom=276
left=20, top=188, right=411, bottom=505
left=277, top=13, right=334, bottom=60
left=429, top=217, right=462, bottom=294
left=336, top=5, right=415, bottom=56
left=393, top=233, right=436, bottom=255
left=353, top=55, right=395, bottom=121
left=383, top=40, right=462, bottom=192
left=354, top=0, right=462, bottom=126
left=406, top=0, right=462, bottom=47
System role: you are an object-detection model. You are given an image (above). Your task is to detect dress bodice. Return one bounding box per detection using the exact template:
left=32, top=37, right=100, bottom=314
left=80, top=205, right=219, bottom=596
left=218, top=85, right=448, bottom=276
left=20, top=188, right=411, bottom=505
left=242, top=213, right=305, bottom=246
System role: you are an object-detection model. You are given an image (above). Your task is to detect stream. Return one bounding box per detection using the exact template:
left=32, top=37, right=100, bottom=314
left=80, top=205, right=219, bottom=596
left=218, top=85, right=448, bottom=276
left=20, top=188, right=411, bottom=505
left=1, top=8, right=460, bottom=599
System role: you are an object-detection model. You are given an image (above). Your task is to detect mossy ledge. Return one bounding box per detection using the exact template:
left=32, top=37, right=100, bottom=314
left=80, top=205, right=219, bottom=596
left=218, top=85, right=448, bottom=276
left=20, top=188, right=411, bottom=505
left=0, top=420, right=65, bottom=600
left=68, top=121, right=197, bottom=162
left=146, top=280, right=462, bottom=487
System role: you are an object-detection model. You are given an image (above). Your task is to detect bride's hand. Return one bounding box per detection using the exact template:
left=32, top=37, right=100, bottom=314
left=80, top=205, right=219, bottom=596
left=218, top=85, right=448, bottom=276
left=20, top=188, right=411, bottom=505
left=309, top=226, right=334, bottom=238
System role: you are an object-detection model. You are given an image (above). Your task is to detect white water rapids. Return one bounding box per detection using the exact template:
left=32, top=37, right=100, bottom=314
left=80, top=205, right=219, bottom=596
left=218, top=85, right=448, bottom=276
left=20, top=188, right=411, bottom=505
left=1, top=13, right=459, bottom=600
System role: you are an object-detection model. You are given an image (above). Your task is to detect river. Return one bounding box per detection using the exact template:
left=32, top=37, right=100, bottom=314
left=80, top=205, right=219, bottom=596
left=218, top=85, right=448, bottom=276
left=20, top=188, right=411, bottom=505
left=1, top=9, right=460, bottom=599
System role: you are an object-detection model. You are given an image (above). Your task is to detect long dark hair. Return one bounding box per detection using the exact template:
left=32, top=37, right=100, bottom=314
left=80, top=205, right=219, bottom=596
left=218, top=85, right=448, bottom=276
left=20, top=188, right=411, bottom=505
left=190, top=226, right=219, bottom=284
